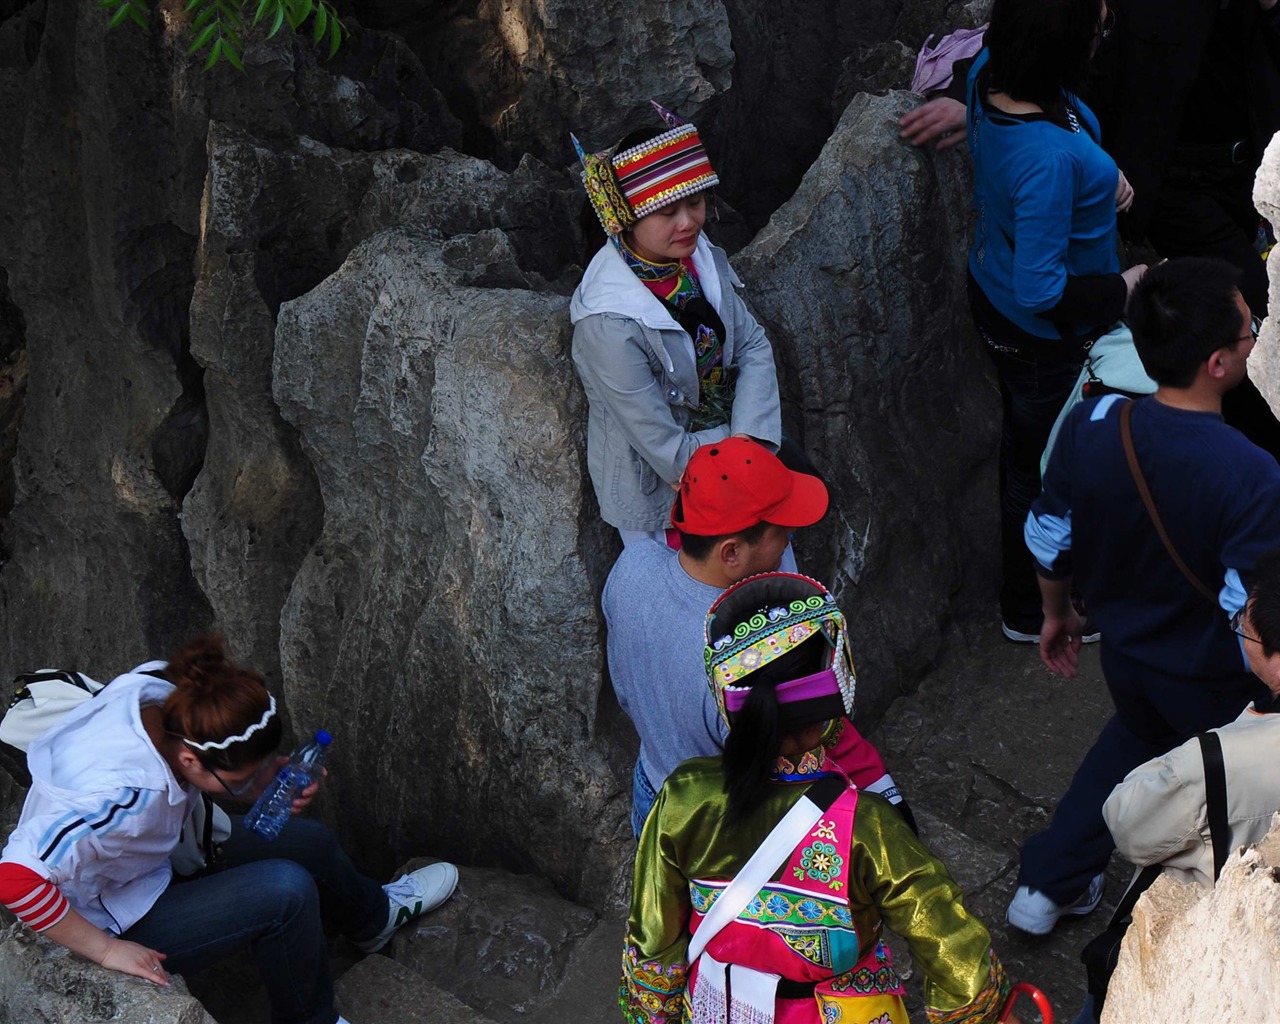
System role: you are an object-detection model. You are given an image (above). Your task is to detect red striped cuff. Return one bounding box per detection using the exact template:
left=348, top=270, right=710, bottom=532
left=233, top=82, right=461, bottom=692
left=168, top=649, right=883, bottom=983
left=0, top=863, right=69, bottom=932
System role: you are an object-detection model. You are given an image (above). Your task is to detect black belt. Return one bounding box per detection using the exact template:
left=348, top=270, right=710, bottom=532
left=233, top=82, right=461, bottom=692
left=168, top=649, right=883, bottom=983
left=1171, top=138, right=1252, bottom=167
left=776, top=978, right=819, bottom=999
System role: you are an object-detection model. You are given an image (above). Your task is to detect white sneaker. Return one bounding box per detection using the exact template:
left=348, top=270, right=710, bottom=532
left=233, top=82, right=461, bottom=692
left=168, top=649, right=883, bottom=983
left=354, top=862, right=459, bottom=953
left=1006, top=873, right=1105, bottom=935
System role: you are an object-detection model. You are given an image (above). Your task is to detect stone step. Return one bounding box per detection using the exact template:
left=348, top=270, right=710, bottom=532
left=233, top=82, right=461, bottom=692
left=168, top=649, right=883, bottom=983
left=336, top=955, right=499, bottom=1024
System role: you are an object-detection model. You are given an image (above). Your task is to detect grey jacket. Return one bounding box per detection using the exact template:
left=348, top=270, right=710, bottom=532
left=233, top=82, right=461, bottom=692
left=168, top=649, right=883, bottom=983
left=569, top=236, right=781, bottom=532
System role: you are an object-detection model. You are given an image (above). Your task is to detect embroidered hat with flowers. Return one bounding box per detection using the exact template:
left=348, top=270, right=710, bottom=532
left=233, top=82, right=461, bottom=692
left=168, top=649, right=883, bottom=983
left=570, top=100, right=721, bottom=246
left=704, top=572, right=857, bottom=729
left=670, top=437, right=829, bottom=536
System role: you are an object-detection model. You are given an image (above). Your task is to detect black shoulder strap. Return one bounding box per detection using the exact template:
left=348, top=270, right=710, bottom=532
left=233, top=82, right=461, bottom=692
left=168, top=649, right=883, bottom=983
left=1109, top=863, right=1161, bottom=927
left=1198, top=731, right=1231, bottom=881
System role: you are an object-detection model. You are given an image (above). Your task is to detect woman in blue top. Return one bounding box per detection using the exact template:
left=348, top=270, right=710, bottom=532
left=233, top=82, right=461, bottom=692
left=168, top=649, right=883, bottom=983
left=967, top=0, right=1146, bottom=642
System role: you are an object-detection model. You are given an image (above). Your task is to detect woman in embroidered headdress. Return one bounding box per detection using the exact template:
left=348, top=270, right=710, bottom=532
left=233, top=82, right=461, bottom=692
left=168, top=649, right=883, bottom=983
left=621, top=574, right=1016, bottom=1024
left=570, top=103, right=782, bottom=546
left=0, top=635, right=457, bottom=1024
left=966, top=0, right=1146, bottom=644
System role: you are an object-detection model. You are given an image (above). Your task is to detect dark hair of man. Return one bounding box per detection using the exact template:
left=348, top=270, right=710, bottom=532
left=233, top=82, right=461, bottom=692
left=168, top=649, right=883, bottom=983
left=1248, top=548, right=1280, bottom=658
left=1127, top=258, right=1244, bottom=388
left=722, top=634, right=826, bottom=823
left=985, top=0, right=1103, bottom=122
left=678, top=520, right=771, bottom=561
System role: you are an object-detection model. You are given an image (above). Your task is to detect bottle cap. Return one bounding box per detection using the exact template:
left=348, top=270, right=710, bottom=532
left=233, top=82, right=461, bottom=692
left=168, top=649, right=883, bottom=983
left=314, top=729, right=333, bottom=746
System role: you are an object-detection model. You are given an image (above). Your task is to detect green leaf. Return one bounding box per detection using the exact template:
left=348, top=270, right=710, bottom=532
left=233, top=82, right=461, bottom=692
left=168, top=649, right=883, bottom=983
left=127, top=0, right=148, bottom=27
left=191, top=6, right=217, bottom=31
left=107, top=1, right=133, bottom=27
left=97, top=0, right=119, bottom=11
left=312, top=2, right=326, bottom=43
left=327, top=17, right=341, bottom=58
left=188, top=21, right=218, bottom=53
left=268, top=4, right=285, bottom=37
left=186, top=0, right=205, bottom=13
left=223, top=38, right=245, bottom=71
left=203, top=35, right=224, bottom=69
left=251, top=0, right=271, bottom=25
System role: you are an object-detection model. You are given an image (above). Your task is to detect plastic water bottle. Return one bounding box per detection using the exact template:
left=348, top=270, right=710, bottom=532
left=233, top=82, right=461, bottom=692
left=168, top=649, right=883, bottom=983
left=243, top=730, right=332, bottom=840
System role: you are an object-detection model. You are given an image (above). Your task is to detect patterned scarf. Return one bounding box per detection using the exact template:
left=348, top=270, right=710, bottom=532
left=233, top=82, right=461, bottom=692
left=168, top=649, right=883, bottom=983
left=621, top=242, right=734, bottom=430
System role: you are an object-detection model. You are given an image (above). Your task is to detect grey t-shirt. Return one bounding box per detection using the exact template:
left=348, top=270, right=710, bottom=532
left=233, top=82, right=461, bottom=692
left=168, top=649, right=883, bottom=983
left=602, top=540, right=728, bottom=789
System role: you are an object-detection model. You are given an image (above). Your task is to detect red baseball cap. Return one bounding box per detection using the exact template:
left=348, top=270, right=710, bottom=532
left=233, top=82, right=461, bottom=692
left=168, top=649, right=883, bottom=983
left=670, top=437, right=829, bottom=535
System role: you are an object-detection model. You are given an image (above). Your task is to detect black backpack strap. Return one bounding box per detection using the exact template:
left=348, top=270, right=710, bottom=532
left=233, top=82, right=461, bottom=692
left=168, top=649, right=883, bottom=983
left=1198, top=731, right=1231, bottom=881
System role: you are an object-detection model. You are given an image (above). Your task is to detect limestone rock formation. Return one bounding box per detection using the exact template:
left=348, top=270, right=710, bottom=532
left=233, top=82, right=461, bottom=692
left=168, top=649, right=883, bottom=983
left=1252, top=130, right=1280, bottom=407
left=735, top=89, right=996, bottom=721
left=0, top=922, right=217, bottom=1024
left=357, top=0, right=734, bottom=177
left=1103, top=816, right=1280, bottom=1022
left=271, top=225, right=629, bottom=894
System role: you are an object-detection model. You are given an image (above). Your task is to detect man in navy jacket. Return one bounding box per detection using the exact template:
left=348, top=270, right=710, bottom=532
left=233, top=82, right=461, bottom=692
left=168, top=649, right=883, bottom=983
left=1007, top=257, right=1280, bottom=934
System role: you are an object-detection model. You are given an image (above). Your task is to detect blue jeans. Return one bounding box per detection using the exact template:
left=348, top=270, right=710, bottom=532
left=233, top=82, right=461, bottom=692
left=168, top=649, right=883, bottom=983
left=123, top=818, right=388, bottom=1024
left=631, top=760, right=659, bottom=839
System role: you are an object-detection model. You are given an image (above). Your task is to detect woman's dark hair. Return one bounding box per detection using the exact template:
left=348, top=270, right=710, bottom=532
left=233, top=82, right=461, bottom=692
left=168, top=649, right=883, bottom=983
left=722, top=634, right=827, bottom=823
left=161, top=635, right=281, bottom=772
left=985, top=0, right=1104, bottom=118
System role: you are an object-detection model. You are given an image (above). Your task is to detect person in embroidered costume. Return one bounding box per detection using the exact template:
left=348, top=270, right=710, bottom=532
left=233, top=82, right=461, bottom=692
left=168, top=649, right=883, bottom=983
left=0, top=636, right=457, bottom=1024
left=604, top=436, right=913, bottom=838
left=622, top=574, right=1015, bottom=1024
left=569, top=102, right=783, bottom=545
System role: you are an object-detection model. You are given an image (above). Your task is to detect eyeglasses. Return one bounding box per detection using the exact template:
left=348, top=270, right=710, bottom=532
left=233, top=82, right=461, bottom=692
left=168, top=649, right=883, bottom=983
left=1096, top=8, right=1114, bottom=39
left=1231, top=607, right=1263, bottom=645
left=206, top=758, right=272, bottom=799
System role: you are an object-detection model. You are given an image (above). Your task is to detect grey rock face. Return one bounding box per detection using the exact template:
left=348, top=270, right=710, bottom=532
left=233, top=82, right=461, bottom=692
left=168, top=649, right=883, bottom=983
left=271, top=226, right=630, bottom=895
left=337, top=955, right=500, bottom=1024
left=0, top=923, right=217, bottom=1024
left=734, top=89, right=998, bottom=722
left=363, top=0, right=734, bottom=173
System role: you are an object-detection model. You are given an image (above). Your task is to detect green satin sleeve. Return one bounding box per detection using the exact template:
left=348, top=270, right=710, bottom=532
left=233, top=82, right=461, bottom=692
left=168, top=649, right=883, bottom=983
left=851, top=795, right=1006, bottom=1021
left=619, top=768, right=704, bottom=1024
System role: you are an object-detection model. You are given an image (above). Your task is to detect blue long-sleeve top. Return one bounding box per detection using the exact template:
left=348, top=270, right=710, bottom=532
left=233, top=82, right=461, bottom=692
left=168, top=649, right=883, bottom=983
left=966, top=49, right=1124, bottom=340
left=1027, top=395, right=1280, bottom=700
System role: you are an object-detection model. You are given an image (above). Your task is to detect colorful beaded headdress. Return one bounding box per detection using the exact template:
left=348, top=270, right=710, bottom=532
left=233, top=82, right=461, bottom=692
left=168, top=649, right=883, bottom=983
left=570, top=100, right=720, bottom=244
left=704, top=573, right=857, bottom=728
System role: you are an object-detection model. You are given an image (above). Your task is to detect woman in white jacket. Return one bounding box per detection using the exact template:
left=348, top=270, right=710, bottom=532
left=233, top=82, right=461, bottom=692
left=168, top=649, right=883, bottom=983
left=570, top=103, right=783, bottom=543
left=0, top=636, right=457, bottom=1024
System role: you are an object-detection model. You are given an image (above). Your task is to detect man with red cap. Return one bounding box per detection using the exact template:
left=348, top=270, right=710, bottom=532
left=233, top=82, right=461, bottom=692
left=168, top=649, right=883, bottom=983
left=602, top=437, right=911, bottom=837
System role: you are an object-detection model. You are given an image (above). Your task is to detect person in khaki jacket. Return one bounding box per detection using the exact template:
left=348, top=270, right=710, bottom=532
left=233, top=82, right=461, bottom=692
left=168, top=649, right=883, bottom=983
left=1103, top=547, right=1280, bottom=888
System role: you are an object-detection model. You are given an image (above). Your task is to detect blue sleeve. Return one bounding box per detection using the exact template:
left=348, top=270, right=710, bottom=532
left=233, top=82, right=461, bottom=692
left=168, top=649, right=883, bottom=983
left=1025, top=401, right=1091, bottom=577
left=1218, top=455, right=1280, bottom=614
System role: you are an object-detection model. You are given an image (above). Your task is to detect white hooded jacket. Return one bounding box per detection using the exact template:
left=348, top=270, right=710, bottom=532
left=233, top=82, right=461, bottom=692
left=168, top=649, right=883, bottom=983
left=1, top=664, right=197, bottom=934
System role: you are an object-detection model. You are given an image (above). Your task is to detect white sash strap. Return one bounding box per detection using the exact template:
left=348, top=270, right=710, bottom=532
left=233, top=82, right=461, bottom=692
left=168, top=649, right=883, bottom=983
left=686, top=791, right=827, bottom=964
